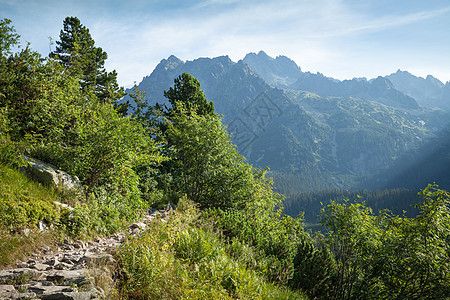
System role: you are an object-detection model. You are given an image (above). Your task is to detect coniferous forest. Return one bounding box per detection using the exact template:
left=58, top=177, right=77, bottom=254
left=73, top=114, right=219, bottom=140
left=0, top=17, right=449, bottom=299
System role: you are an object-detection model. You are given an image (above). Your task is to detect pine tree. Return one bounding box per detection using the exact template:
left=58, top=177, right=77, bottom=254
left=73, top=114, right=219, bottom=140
left=51, top=16, right=124, bottom=102
left=164, top=72, right=215, bottom=119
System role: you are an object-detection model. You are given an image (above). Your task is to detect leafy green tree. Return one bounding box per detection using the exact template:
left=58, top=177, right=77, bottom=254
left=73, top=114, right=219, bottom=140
left=164, top=72, right=215, bottom=119
left=51, top=16, right=124, bottom=102
left=165, top=111, right=255, bottom=210
left=320, top=184, right=450, bottom=299
left=291, top=233, right=336, bottom=299
left=0, top=18, right=19, bottom=57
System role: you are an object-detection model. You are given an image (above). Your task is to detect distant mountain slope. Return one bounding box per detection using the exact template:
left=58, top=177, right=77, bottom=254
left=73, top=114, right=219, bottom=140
left=385, top=70, right=450, bottom=111
left=242, top=51, right=302, bottom=87
left=290, top=73, right=419, bottom=110
left=124, top=52, right=450, bottom=191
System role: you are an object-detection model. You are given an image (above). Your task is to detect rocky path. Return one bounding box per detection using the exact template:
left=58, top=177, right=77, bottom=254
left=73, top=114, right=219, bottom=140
left=0, top=209, right=170, bottom=300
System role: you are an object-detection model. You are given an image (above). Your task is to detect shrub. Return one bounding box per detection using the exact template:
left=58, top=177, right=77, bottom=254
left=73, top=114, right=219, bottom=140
left=116, top=198, right=307, bottom=299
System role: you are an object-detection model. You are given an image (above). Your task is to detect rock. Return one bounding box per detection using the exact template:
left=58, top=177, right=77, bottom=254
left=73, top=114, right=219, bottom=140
left=73, top=240, right=86, bottom=249
left=55, top=262, right=73, bottom=270
left=20, top=228, right=31, bottom=237
left=41, top=291, right=93, bottom=300
left=0, top=285, right=16, bottom=298
left=21, top=156, right=81, bottom=190
left=46, top=270, right=87, bottom=286
left=45, top=257, right=59, bottom=266
left=31, top=263, right=51, bottom=271
left=82, top=253, right=115, bottom=265
left=129, top=222, right=146, bottom=230
left=17, top=262, right=29, bottom=268
left=62, top=254, right=82, bottom=264
left=0, top=268, right=40, bottom=284
left=14, top=292, right=38, bottom=299
left=54, top=201, right=74, bottom=211
left=28, top=284, right=77, bottom=295
left=38, top=220, right=49, bottom=231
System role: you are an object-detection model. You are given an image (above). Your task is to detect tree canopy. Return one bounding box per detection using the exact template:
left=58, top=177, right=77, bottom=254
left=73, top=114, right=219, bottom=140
left=51, top=16, right=124, bottom=102
left=164, top=72, right=215, bottom=119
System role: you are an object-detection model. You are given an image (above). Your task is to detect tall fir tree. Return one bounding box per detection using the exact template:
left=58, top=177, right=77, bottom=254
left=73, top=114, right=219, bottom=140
left=164, top=72, right=215, bottom=119
left=51, top=16, right=124, bottom=102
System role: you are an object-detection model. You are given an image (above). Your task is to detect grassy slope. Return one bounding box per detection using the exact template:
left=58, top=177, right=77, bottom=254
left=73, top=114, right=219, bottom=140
left=0, top=164, right=63, bottom=267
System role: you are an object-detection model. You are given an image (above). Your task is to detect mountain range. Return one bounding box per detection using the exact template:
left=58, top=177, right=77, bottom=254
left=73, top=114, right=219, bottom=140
left=123, top=51, right=450, bottom=193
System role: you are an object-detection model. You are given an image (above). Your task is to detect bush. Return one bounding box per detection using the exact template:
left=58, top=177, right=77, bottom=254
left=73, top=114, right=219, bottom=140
left=116, top=198, right=307, bottom=299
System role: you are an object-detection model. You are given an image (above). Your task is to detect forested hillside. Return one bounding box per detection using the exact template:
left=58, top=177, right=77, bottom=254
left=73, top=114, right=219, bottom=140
left=1, top=17, right=449, bottom=299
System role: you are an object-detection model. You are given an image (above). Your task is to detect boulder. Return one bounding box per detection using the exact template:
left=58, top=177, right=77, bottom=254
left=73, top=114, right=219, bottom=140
left=22, top=156, right=81, bottom=190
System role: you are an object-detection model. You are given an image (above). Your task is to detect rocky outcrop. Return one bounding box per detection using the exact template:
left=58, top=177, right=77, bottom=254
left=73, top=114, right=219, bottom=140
left=22, top=157, right=81, bottom=190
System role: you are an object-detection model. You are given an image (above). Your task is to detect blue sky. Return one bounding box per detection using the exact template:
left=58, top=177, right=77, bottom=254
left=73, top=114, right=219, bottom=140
left=2, top=0, right=450, bottom=88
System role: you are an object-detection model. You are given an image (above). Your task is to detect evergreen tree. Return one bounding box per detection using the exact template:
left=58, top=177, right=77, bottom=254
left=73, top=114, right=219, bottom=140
left=51, top=16, right=124, bottom=102
left=164, top=72, right=215, bottom=119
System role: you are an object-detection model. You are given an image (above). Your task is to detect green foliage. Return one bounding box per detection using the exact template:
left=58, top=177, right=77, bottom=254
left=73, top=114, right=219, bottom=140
left=0, top=18, right=163, bottom=238
left=0, top=110, right=26, bottom=167
left=116, top=198, right=307, bottom=299
left=0, top=18, right=20, bottom=57
left=282, top=188, right=421, bottom=228
left=164, top=112, right=262, bottom=210
left=318, top=184, right=450, bottom=299
left=204, top=206, right=304, bottom=285
left=0, top=164, right=60, bottom=229
left=61, top=185, right=144, bottom=236
left=164, top=72, right=215, bottom=119
left=291, top=234, right=336, bottom=299
left=51, top=16, right=124, bottom=102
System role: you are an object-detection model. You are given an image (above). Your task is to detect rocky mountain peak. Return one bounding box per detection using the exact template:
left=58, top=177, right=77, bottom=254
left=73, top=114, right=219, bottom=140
left=243, top=51, right=302, bottom=87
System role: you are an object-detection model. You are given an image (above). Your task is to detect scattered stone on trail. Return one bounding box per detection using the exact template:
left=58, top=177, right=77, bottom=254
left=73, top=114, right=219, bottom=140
left=0, top=208, right=168, bottom=299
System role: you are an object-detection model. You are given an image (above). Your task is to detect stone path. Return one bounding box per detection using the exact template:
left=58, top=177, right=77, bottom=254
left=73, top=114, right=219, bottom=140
left=0, top=209, right=170, bottom=300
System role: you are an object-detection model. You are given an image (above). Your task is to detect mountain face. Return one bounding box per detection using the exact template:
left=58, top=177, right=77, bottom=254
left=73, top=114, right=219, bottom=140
left=385, top=70, right=450, bottom=111
left=242, top=51, right=302, bottom=87
left=290, top=73, right=420, bottom=110
left=125, top=52, right=450, bottom=192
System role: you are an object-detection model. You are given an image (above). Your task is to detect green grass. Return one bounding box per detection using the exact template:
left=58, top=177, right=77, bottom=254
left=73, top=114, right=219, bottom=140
left=116, top=198, right=308, bottom=299
left=0, top=164, right=62, bottom=230
left=0, top=164, right=65, bottom=267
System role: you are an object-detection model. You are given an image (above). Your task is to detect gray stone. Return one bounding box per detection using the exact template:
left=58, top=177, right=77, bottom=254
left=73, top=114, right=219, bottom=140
left=14, top=291, right=37, bottom=299
left=28, top=284, right=78, bottom=295
left=16, top=262, right=29, bottom=268
left=21, top=156, right=81, bottom=190
left=41, top=292, right=93, bottom=300
left=31, top=263, right=51, bottom=271
left=55, top=262, right=73, bottom=270
left=62, top=254, right=82, bottom=264
left=46, top=270, right=87, bottom=286
left=129, top=221, right=146, bottom=230
left=82, top=253, right=115, bottom=265
left=38, top=221, right=49, bottom=231
left=0, top=268, right=40, bottom=284
left=0, top=285, right=16, bottom=297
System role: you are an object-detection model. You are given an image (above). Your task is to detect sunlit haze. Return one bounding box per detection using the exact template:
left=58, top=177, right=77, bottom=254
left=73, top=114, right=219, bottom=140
left=2, top=0, right=450, bottom=87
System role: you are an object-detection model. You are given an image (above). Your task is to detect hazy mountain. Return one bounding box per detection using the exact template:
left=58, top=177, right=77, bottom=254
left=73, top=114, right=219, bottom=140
left=125, top=52, right=450, bottom=192
left=385, top=70, right=450, bottom=111
left=290, top=73, right=420, bottom=110
left=242, top=51, right=302, bottom=87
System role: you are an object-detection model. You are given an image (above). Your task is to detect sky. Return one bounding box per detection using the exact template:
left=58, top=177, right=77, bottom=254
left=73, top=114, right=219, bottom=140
left=2, top=0, right=450, bottom=88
